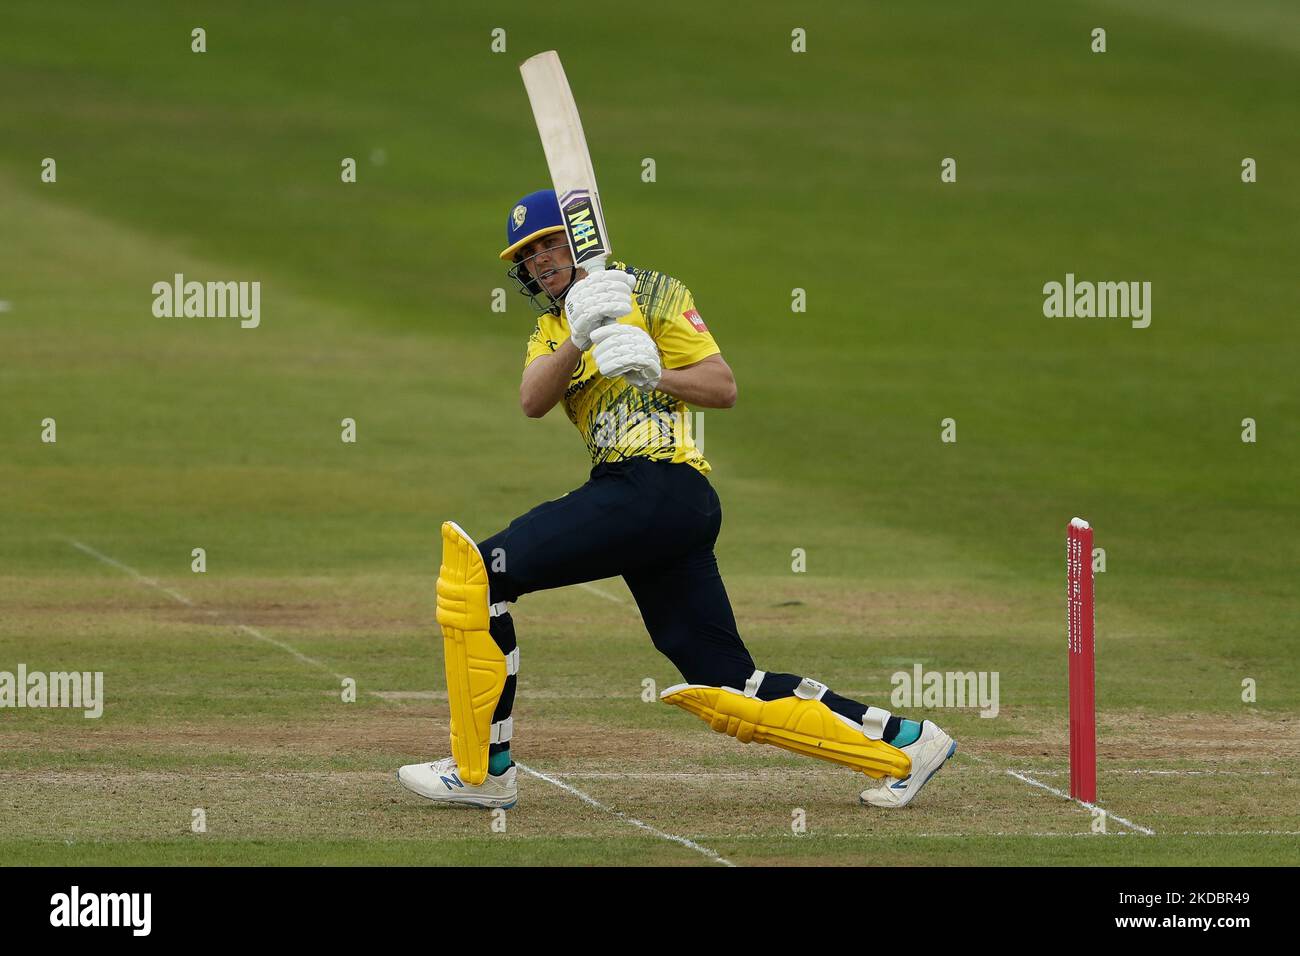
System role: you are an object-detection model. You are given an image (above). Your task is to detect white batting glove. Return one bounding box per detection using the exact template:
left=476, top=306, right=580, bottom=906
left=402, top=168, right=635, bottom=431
left=564, top=270, right=636, bottom=351
left=589, top=323, right=662, bottom=390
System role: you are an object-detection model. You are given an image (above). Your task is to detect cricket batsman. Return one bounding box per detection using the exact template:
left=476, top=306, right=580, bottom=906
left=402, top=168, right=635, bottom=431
left=398, top=189, right=957, bottom=809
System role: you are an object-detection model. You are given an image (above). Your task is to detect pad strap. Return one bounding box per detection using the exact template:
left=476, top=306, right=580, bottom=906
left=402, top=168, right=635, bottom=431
left=794, top=677, right=828, bottom=701
left=491, top=716, right=514, bottom=744
left=861, top=705, right=891, bottom=740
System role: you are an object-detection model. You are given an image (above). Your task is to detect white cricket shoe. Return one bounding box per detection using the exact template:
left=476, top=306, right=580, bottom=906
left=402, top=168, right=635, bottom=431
left=397, top=756, right=517, bottom=809
left=860, top=720, right=957, bottom=808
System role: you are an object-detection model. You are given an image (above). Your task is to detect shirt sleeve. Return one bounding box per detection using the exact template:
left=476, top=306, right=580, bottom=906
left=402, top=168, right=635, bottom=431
left=646, top=281, right=720, bottom=370
left=524, top=318, right=557, bottom=369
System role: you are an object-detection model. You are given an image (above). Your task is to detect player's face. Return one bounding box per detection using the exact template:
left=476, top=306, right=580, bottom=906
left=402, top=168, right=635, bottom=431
left=521, top=234, right=576, bottom=299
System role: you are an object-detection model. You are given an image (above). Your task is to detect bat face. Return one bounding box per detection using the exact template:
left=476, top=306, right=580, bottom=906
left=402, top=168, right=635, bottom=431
left=520, top=51, right=610, bottom=274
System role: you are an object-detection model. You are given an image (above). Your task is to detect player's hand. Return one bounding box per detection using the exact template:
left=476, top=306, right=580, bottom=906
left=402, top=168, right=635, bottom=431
left=590, top=323, right=662, bottom=390
left=563, top=269, right=636, bottom=351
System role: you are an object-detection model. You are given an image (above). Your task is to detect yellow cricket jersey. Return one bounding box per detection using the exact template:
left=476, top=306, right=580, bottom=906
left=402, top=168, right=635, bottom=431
left=524, top=261, right=718, bottom=474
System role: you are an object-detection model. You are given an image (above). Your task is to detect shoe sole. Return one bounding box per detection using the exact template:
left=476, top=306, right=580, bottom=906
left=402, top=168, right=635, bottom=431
left=396, top=771, right=517, bottom=810
left=860, top=737, right=958, bottom=808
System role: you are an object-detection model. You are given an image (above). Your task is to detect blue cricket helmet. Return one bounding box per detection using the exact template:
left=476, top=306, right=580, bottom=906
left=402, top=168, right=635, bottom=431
left=499, top=189, right=566, bottom=261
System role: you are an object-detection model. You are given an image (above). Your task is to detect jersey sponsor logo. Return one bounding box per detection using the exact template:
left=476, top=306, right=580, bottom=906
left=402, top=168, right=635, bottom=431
left=683, top=308, right=707, bottom=332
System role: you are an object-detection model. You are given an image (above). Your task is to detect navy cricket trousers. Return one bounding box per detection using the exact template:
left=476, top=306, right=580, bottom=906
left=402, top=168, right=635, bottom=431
left=479, top=457, right=757, bottom=690
left=473, top=457, right=885, bottom=758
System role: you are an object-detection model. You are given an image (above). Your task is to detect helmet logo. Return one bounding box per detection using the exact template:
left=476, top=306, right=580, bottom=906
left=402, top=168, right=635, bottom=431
left=512, top=204, right=528, bottom=229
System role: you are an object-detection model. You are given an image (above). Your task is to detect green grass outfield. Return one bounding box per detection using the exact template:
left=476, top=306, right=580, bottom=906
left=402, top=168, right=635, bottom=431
left=1, top=1, right=1296, bottom=865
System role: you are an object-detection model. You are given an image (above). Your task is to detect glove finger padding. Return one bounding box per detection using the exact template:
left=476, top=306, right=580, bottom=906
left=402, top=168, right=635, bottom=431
left=565, top=271, right=636, bottom=350
left=590, top=323, right=661, bottom=388
left=570, top=273, right=634, bottom=322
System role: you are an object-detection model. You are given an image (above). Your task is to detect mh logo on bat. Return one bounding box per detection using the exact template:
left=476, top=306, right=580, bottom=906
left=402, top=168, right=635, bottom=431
left=563, top=198, right=606, bottom=256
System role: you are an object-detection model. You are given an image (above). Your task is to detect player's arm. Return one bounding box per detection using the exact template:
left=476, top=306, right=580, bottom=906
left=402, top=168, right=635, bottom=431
left=520, top=338, right=582, bottom=418
left=655, top=354, right=737, bottom=409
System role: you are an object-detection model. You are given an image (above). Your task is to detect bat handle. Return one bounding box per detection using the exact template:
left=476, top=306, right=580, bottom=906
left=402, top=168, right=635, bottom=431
left=579, top=255, right=606, bottom=275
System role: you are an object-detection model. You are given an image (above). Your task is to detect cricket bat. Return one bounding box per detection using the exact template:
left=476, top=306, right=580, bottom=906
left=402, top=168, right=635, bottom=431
left=519, top=51, right=610, bottom=275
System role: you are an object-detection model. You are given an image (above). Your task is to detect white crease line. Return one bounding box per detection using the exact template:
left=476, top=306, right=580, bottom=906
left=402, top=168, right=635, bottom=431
left=548, top=766, right=1280, bottom=781
left=64, top=537, right=378, bottom=695
left=577, top=581, right=626, bottom=604
left=66, top=539, right=195, bottom=607
left=1016, top=768, right=1283, bottom=777
left=233, top=623, right=341, bottom=677
left=516, top=762, right=734, bottom=867
left=1006, top=770, right=1156, bottom=835
left=965, top=751, right=1158, bottom=834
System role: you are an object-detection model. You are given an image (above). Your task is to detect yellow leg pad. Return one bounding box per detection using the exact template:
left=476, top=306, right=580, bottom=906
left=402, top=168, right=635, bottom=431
left=662, top=684, right=912, bottom=779
left=436, top=521, right=507, bottom=787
